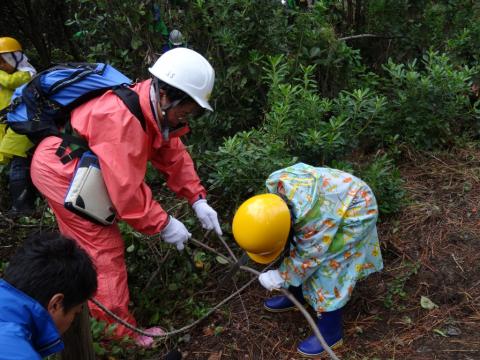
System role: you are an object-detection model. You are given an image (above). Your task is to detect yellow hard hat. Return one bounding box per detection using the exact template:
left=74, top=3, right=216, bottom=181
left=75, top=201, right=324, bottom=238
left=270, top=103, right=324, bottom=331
left=232, top=194, right=291, bottom=264
left=0, top=37, right=22, bottom=53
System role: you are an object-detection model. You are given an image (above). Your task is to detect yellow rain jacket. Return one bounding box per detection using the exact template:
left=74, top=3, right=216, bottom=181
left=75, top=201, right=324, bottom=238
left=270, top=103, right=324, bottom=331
left=0, top=69, right=33, bottom=164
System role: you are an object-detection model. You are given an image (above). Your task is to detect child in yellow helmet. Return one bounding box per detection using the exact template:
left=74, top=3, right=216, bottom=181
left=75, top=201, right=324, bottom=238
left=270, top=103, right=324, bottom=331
left=0, top=37, right=37, bottom=214
left=233, top=162, right=383, bottom=357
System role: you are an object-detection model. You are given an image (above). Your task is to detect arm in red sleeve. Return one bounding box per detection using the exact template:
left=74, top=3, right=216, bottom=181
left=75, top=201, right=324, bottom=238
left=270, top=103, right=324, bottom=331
left=150, top=137, right=207, bottom=205
left=72, top=94, right=169, bottom=234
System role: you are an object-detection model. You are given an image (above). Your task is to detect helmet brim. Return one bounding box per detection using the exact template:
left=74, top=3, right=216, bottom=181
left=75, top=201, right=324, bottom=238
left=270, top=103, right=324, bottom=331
left=192, top=96, right=213, bottom=112
left=246, top=246, right=284, bottom=265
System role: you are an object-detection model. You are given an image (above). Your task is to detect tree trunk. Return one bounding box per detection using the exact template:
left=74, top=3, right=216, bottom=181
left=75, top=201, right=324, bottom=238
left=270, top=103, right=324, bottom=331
left=355, top=0, right=366, bottom=32
left=346, top=0, right=354, bottom=29
left=22, top=0, right=51, bottom=68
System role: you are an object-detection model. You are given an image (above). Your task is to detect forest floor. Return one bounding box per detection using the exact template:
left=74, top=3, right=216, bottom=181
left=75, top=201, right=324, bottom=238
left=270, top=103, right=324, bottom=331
left=178, top=147, right=480, bottom=360
left=1, top=146, right=479, bottom=360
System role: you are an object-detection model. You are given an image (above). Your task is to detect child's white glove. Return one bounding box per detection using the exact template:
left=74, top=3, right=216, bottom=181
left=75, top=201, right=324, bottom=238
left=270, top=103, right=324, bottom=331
left=258, top=270, right=285, bottom=291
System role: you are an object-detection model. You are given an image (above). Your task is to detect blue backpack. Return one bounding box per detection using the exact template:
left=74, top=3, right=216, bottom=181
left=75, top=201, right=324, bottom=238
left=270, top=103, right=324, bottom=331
left=3, top=63, right=146, bottom=163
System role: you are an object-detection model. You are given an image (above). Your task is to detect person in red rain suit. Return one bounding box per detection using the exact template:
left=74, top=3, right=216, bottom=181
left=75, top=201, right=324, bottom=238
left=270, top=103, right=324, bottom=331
left=31, top=48, right=222, bottom=347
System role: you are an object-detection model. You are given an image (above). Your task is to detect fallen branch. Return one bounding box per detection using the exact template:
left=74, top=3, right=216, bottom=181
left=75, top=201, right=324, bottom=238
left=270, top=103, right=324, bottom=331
left=216, top=232, right=238, bottom=262
left=190, top=236, right=232, bottom=263
left=338, top=33, right=401, bottom=41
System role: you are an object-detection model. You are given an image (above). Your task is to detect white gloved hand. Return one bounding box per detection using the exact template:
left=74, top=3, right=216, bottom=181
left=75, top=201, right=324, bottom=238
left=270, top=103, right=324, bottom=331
left=160, top=216, right=191, bottom=250
left=192, top=199, right=222, bottom=236
left=258, top=270, right=285, bottom=291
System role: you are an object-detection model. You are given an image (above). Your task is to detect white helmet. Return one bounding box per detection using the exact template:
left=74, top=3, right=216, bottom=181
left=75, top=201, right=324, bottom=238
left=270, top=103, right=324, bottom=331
left=169, top=29, right=184, bottom=46
left=149, top=47, right=215, bottom=111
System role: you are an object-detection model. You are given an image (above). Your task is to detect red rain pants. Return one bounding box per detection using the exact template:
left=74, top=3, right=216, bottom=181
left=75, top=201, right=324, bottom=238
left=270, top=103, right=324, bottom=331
left=31, top=136, right=136, bottom=337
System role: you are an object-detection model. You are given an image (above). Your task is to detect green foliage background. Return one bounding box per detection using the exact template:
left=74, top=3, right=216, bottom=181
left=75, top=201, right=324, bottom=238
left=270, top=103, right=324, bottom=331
left=1, top=0, right=479, bottom=355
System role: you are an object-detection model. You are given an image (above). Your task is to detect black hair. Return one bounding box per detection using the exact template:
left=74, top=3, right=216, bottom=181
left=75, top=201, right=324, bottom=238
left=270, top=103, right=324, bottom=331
left=4, top=232, right=97, bottom=312
left=156, top=79, right=190, bottom=103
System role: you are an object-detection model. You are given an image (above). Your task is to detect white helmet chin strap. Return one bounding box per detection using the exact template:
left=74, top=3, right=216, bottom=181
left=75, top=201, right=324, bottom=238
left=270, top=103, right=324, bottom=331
left=152, top=77, right=187, bottom=140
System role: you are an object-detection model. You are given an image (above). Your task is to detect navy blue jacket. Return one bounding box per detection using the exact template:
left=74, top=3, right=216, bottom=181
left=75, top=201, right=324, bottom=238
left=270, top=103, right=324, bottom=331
left=0, top=279, right=64, bottom=359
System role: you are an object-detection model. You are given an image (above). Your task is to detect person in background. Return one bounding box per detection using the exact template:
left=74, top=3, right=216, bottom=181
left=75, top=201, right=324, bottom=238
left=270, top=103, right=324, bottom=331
left=161, top=29, right=186, bottom=54
left=0, top=36, right=37, bottom=216
left=232, top=162, right=383, bottom=357
left=30, top=47, right=222, bottom=347
left=0, top=233, right=97, bottom=359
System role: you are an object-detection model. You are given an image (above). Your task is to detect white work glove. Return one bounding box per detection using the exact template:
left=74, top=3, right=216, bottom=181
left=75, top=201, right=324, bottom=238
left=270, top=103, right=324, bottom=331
left=160, top=216, right=191, bottom=250
left=258, top=270, right=285, bottom=291
left=192, top=199, right=223, bottom=236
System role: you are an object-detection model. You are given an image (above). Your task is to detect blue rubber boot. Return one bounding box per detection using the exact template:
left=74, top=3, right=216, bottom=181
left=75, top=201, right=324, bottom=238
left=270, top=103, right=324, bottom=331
left=297, top=308, right=343, bottom=357
left=264, top=285, right=306, bottom=312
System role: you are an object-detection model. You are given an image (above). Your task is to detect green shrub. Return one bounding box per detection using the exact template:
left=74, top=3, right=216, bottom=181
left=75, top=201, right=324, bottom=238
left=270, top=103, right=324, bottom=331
left=358, top=153, right=405, bottom=216
left=285, top=2, right=365, bottom=96
left=204, top=129, right=297, bottom=202
left=379, top=51, right=477, bottom=149
left=331, top=87, right=388, bottom=152
left=446, top=24, right=480, bottom=67
left=202, top=54, right=402, bottom=211
left=182, top=0, right=367, bottom=149
left=180, top=0, right=289, bottom=144
left=65, top=0, right=163, bottom=78
left=339, top=0, right=480, bottom=69
left=260, top=55, right=388, bottom=163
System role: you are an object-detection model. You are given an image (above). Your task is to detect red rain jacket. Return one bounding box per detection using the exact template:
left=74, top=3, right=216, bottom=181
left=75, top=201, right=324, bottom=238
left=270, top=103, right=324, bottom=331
left=70, top=79, right=206, bottom=233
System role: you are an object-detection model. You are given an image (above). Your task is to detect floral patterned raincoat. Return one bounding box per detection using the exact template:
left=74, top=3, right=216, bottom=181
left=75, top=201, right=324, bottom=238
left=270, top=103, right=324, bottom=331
left=266, top=163, right=383, bottom=313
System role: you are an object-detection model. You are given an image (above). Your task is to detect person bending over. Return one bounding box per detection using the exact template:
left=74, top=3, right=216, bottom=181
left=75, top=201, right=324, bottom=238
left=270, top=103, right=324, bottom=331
left=232, top=163, right=383, bottom=357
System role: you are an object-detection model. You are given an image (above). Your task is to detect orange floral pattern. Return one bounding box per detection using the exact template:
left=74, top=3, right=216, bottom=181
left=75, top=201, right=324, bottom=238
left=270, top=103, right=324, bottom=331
left=266, top=163, right=383, bottom=313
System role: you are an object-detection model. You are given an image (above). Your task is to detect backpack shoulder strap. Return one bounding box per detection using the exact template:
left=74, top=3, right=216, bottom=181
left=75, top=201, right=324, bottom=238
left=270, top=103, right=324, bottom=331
left=113, top=86, right=147, bottom=131
left=57, top=85, right=147, bottom=164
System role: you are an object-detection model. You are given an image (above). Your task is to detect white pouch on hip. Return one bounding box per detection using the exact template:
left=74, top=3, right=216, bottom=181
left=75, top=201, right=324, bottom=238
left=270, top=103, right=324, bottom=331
left=64, top=151, right=116, bottom=225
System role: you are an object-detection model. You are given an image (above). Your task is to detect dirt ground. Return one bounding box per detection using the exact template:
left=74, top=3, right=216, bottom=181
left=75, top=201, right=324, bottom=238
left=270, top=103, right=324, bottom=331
left=1, top=147, right=479, bottom=360
left=179, top=147, right=480, bottom=360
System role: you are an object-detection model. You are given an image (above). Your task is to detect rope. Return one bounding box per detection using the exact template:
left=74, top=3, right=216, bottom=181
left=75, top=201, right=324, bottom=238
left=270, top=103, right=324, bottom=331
left=240, top=266, right=341, bottom=360
left=190, top=237, right=340, bottom=360
left=90, top=276, right=257, bottom=338
left=90, top=235, right=341, bottom=360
